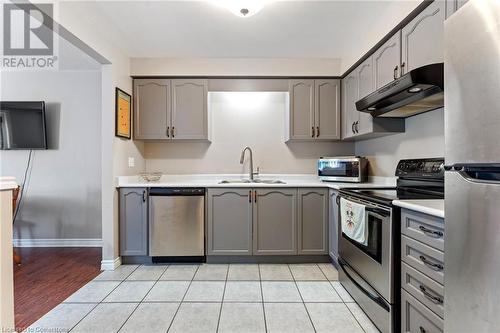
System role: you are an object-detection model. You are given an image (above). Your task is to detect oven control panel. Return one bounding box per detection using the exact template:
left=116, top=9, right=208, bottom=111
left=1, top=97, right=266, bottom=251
left=396, top=158, right=444, bottom=178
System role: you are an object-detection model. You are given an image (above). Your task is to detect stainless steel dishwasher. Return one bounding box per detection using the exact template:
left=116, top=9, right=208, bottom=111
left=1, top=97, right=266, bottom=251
left=149, top=188, right=205, bottom=261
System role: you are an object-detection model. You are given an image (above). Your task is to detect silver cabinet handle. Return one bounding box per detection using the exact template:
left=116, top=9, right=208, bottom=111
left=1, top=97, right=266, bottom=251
left=142, top=190, right=146, bottom=202
left=351, top=122, right=355, bottom=134
left=401, top=62, right=406, bottom=75
left=311, top=126, right=315, bottom=138
left=355, top=121, right=359, bottom=133
left=394, top=65, right=399, bottom=80
left=420, top=255, right=444, bottom=271
left=316, top=126, right=320, bottom=137
left=171, top=126, right=175, bottom=138
left=419, top=285, right=443, bottom=304
left=419, top=225, right=444, bottom=238
left=166, top=126, right=170, bottom=138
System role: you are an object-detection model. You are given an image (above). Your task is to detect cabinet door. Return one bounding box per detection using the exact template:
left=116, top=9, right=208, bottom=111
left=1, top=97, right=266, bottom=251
left=119, top=188, right=148, bottom=256
left=329, top=190, right=340, bottom=261
left=207, top=188, right=253, bottom=255
left=289, top=80, right=315, bottom=140
left=402, top=1, right=445, bottom=74
left=253, top=189, right=297, bottom=255
left=342, top=73, right=359, bottom=139
left=298, top=188, right=328, bottom=255
left=171, top=79, right=208, bottom=140
left=315, top=79, right=340, bottom=140
left=357, top=57, right=374, bottom=136
left=134, top=79, right=170, bottom=139
left=374, top=32, right=402, bottom=89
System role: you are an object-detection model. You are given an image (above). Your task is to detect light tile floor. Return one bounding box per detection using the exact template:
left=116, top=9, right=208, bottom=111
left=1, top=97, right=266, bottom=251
left=25, top=263, right=379, bottom=333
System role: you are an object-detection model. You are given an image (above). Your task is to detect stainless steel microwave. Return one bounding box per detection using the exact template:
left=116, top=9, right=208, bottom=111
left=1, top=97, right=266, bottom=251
left=317, top=157, right=368, bottom=182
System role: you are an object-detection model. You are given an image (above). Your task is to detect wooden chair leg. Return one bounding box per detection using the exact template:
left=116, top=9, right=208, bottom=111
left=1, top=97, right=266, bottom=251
left=13, top=250, right=21, bottom=266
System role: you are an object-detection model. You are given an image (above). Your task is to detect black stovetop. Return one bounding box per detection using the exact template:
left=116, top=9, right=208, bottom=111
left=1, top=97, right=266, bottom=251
left=342, top=186, right=444, bottom=206
left=340, top=158, right=445, bottom=206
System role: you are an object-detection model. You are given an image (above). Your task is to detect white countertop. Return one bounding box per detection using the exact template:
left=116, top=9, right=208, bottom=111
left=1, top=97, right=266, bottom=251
left=393, top=199, right=444, bottom=218
left=117, top=174, right=396, bottom=190
left=0, top=177, right=17, bottom=191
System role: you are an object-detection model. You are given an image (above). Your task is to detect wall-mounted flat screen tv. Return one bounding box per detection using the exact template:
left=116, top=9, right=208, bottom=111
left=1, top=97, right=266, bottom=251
left=0, top=101, right=47, bottom=150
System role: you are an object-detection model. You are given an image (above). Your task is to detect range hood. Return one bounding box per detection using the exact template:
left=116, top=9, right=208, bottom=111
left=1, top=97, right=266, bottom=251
left=356, top=63, right=444, bottom=118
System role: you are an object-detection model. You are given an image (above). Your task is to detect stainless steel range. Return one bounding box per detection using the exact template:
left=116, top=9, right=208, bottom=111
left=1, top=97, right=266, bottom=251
left=338, top=158, right=444, bottom=333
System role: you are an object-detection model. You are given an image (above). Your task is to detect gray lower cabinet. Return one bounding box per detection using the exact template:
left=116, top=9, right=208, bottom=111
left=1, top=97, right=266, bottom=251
left=253, top=189, right=297, bottom=255
left=401, top=0, right=445, bottom=74
left=401, top=209, right=445, bottom=332
left=119, top=188, right=148, bottom=256
left=207, top=189, right=253, bottom=255
left=328, top=189, right=340, bottom=261
left=298, top=188, right=328, bottom=255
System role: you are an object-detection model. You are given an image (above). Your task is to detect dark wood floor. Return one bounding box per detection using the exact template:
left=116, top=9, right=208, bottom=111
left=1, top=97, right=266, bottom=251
left=14, top=247, right=102, bottom=330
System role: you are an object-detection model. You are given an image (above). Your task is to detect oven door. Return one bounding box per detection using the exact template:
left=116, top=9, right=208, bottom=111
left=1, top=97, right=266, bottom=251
left=318, top=159, right=360, bottom=182
left=339, top=194, right=394, bottom=303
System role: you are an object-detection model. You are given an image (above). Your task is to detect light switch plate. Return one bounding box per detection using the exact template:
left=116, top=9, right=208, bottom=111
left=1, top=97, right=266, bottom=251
left=128, top=157, right=135, bottom=168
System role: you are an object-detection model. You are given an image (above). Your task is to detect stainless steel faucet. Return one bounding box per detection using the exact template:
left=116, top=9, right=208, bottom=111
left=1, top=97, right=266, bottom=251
left=240, top=146, right=255, bottom=181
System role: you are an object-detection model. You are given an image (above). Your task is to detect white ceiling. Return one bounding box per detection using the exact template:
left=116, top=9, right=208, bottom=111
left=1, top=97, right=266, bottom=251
left=63, top=1, right=421, bottom=69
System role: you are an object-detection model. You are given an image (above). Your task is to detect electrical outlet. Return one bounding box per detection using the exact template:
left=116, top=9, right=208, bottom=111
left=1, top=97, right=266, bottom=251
left=128, top=157, right=135, bottom=168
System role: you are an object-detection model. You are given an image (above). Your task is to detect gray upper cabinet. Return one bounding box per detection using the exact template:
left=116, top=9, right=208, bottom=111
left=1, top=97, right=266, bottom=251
left=356, top=56, right=375, bottom=136
left=207, top=188, right=253, bottom=255
left=289, top=80, right=315, bottom=140
left=253, top=189, right=297, bottom=255
left=374, top=32, right=402, bottom=89
left=134, top=78, right=209, bottom=141
left=298, top=188, right=328, bottom=255
left=402, top=1, right=445, bottom=74
left=329, top=190, right=340, bottom=261
left=315, top=79, right=341, bottom=140
left=119, top=188, right=148, bottom=256
left=342, top=73, right=359, bottom=139
left=171, top=79, right=208, bottom=140
left=134, top=79, right=170, bottom=140
left=288, top=79, right=340, bottom=141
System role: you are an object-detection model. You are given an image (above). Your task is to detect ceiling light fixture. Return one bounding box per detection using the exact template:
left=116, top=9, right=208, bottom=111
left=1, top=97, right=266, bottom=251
left=208, top=0, right=274, bottom=18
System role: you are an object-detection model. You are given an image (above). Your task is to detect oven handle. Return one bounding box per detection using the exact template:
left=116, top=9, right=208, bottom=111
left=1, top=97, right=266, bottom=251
left=338, top=258, right=390, bottom=312
left=339, top=195, right=391, bottom=218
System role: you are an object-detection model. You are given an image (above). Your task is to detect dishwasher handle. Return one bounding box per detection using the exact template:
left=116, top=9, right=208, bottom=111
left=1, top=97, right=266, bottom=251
left=149, top=188, right=205, bottom=196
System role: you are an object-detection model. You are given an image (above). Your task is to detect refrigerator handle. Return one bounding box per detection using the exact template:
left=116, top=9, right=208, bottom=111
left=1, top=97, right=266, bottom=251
left=456, top=169, right=500, bottom=184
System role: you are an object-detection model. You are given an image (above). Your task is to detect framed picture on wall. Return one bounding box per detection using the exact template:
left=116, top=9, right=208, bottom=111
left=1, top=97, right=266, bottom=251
left=115, top=87, right=131, bottom=139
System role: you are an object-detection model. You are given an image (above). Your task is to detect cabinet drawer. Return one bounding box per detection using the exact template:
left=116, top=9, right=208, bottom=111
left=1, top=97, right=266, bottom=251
left=401, top=235, right=444, bottom=284
left=402, top=262, right=444, bottom=318
left=401, top=289, right=443, bottom=333
left=401, top=209, right=444, bottom=251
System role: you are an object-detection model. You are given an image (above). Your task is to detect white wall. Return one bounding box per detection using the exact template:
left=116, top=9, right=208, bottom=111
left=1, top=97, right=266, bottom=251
left=57, top=2, right=146, bottom=265
left=131, top=58, right=342, bottom=76
left=0, top=68, right=102, bottom=240
left=355, top=109, right=444, bottom=177
left=145, top=92, right=354, bottom=174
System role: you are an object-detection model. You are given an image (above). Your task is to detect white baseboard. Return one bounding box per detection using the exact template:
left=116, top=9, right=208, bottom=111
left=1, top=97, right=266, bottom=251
left=101, top=257, right=121, bottom=271
left=12, top=238, right=102, bottom=248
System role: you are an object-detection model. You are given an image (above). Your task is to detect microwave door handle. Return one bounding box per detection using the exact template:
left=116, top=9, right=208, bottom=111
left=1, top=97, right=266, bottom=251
left=338, top=259, right=390, bottom=312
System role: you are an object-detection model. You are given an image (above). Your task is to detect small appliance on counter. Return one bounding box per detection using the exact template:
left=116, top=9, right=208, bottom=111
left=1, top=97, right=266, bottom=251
left=317, top=156, right=368, bottom=183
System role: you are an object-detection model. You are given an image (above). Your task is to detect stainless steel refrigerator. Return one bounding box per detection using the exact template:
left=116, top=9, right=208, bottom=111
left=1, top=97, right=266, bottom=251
left=444, top=1, right=500, bottom=331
